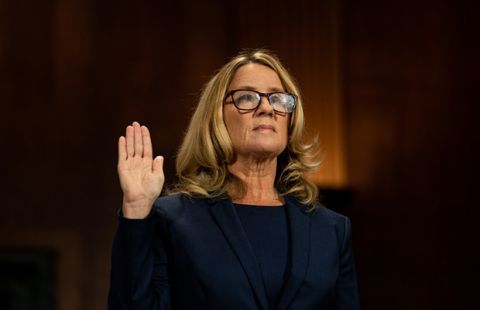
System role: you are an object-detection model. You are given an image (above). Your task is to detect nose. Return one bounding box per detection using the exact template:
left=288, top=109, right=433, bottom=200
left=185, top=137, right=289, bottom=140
left=255, top=94, right=274, bottom=116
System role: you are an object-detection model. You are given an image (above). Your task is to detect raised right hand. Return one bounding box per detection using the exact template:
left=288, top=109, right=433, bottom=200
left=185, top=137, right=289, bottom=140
left=117, top=121, right=164, bottom=219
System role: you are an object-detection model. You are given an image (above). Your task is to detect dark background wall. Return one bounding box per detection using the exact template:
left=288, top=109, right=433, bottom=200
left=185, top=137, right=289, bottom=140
left=343, top=1, right=479, bottom=308
left=0, top=0, right=478, bottom=309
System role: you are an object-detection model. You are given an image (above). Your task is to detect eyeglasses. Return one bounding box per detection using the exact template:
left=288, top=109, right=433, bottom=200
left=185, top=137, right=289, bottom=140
left=224, top=89, right=297, bottom=114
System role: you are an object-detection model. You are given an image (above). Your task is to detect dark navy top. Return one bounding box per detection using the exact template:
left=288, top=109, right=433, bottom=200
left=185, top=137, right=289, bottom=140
left=109, top=194, right=362, bottom=310
left=233, top=203, right=290, bottom=308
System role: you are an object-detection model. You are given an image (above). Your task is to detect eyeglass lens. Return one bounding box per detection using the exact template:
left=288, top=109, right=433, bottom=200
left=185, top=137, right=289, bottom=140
left=231, top=90, right=295, bottom=113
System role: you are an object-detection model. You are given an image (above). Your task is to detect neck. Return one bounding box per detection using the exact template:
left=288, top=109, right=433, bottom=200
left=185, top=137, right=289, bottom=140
left=227, top=155, right=284, bottom=206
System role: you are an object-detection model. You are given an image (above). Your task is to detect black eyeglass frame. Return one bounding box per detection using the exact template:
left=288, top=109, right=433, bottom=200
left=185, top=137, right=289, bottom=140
left=223, top=89, right=297, bottom=114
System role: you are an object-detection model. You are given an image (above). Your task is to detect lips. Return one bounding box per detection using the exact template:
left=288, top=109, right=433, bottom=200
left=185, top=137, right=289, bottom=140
left=254, top=124, right=276, bottom=132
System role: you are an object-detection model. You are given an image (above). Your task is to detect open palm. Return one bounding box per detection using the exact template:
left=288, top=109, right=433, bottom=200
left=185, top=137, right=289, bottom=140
left=117, top=122, right=164, bottom=218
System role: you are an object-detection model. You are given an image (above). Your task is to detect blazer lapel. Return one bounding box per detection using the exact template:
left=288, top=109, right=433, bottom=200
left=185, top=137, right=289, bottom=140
left=275, top=196, right=311, bottom=310
left=209, top=199, right=270, bottom=310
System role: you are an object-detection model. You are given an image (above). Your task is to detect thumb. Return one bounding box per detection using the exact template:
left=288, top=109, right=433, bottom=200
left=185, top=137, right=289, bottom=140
left=152, top=156, right=164, bottom=173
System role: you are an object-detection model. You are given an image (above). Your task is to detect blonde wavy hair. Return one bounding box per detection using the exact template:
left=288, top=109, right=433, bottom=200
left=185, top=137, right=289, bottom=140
left=173, top=49, right=320, bottom=208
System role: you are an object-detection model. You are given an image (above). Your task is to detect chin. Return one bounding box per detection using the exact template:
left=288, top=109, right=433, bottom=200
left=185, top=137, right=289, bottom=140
left=248, top=145, right=285, bottom=158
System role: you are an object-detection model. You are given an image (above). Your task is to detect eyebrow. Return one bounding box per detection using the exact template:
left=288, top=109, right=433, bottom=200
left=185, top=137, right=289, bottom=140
left=237, top=85, right=285, bottom=93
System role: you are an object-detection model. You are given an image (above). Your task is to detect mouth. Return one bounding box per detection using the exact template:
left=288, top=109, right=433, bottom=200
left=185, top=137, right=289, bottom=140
left=253, top=124, right=276, bottom=132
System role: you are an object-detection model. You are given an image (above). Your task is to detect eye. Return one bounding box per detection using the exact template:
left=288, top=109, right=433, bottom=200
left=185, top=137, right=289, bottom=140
left=237, top=94, right=255, bottom=102
left=233, top=91, right=258, bottom=103
left=270, top=93, right=287, bottom=104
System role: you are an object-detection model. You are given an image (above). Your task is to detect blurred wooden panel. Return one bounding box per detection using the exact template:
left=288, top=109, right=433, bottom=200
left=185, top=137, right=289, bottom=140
left=0, top=231, right=82, bottom=310
left=343, top=0, right=478, bottom=308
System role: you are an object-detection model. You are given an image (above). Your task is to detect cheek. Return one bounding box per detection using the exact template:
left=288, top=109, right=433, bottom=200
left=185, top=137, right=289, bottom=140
left=279, top=119, right=289, bottom=145
left=223, top=107, right=235, bottom=132
left=224, top=108, right=247, bottom=143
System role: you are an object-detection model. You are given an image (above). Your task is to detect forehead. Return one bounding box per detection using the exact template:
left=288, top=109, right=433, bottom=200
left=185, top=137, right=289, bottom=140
left=228, top=63, right=284, bottom=91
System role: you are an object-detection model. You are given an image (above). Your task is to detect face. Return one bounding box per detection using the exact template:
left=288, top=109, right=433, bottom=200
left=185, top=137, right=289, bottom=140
left=223, top=63, right=289, bottom=159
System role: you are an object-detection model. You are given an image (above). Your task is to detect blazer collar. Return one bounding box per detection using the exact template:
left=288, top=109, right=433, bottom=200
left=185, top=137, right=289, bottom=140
left=209, top=198, right=270, bottom=310
left=208, top=196, right=311, bottom=310
left=275, top=196, right=311, bottom=310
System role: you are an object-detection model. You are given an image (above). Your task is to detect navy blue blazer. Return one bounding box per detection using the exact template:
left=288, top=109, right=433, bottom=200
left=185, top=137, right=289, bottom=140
left=108, top=194, right=360, bottom=309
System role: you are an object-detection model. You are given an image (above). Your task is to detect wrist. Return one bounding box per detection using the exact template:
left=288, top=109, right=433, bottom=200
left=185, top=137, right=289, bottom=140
left=122, top=198, right=154, bottom=219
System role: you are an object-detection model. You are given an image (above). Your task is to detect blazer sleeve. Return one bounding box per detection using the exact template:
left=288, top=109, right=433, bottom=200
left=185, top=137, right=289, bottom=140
left=108, top=210, right=170, bottom=310
left=336, top=216, right=361, bottom=310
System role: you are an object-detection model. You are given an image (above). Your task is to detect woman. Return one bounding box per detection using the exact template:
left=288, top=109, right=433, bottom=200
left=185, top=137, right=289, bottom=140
left=109, top=49, right=360, bottom=310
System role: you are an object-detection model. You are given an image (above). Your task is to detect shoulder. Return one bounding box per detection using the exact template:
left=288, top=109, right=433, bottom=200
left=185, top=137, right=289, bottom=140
left=287, top=196, right=352, bottom=240
left=152, top=193, right=209, bottom=221
left=310, top=205, right=353, bottom=246
left=311, top=204, right=350, bottom=226
left=286, top=195, right=349, bottom=225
